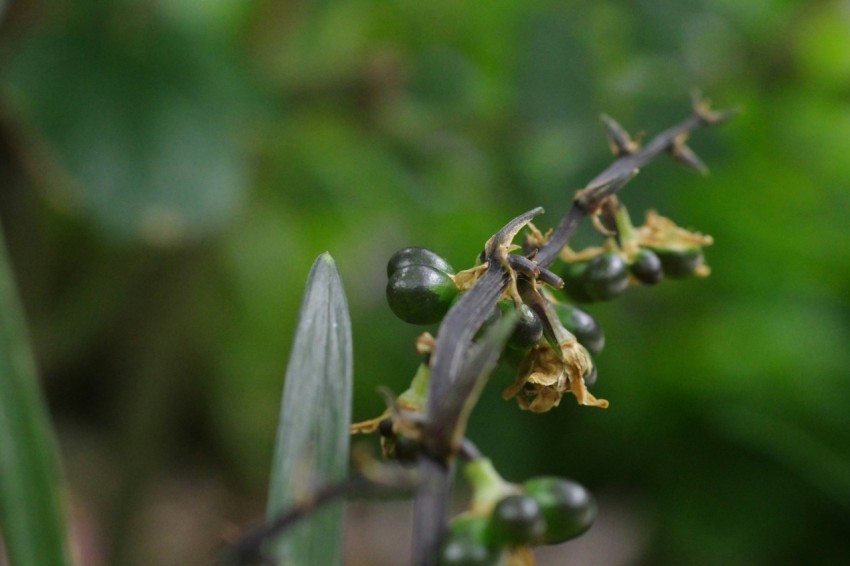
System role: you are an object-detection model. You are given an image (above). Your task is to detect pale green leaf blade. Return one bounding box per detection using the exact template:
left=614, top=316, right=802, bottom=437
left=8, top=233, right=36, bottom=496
left=0, top=224, right=72, bottom=566
left=266, top=253, right=352, bottom=565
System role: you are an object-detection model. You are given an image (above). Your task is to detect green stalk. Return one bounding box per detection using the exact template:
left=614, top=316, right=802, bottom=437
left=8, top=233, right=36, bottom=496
left=613, top=202, right=637, bottom=247
left=0, top=224, right=72, bottom=566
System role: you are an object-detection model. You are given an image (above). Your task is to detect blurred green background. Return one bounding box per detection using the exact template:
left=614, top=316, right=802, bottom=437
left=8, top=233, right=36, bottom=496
left=1, top=0, right=850, bottom=564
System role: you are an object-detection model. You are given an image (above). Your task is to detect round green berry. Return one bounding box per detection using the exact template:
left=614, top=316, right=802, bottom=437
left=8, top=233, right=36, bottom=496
left=629, top=248, right=663, bottom=285
left=439, top=517, right=500, bottom=566
left=523, top=477, right=596, bottom=545
left=584, top=252, right=628, bottom=301
left=583, top=365, right=597, bottom=388
left=553, top=303, right=605, bottom=355
left=500, top=302, right=543, bottom=348
left=652, top=247, right=705, bottom=279
left=386, top=265, right=458, bottom=325
left=387, top=247, right=455, bottom=277
left=486, top=494, right=545, bottom=548
left=561, top=261, right=594, bottom=303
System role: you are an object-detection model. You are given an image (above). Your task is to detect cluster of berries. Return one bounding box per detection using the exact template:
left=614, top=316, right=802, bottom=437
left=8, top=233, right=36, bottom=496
left=560, top=208, right=713, bottom=303
left=561, top=245, right=707, bottom=303
left=439, top=459, right=596, bottom=565
left=385, top=247, right=604, bottom=357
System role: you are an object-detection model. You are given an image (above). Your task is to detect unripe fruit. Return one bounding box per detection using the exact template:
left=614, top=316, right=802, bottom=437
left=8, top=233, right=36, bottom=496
left=561, top=261, right=594, bottom=303
left=553, top=303, right=605, bottom=355
left=501, top=302, right=543, bottom=348
left=629, top=248, right=663, bottom=285
left=387, top=247, right=455, bottom=277
left=387, top=265, right=458, bottom=325
left=584, top=252, right=628, bottom=301
left=439, top=516, right=500, bottom=566
left=523, top=477, right=596, bottom=544
left=652, top=247, right=705, bottom=279
left=583, top=365, right=598, bottom=388
left=486, top=494, right=545, bottom=548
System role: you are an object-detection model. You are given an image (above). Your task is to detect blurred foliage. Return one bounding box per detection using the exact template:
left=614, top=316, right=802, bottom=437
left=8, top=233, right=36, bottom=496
left=1, top=0, right=849, bottom=564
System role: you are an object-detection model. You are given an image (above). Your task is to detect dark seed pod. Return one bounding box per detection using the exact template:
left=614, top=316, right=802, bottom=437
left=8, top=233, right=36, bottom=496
left=439, top=516, right=500, bottom=566
left=378, top=417, right=395, bottom=438
left=629, top=248, right=663, bottom=285
left=386, top=265, right=458, bottom=325
left=584, top=252, right=628, bottom=301
left=523, top=477, right=597, bottom=545
left=387, top=246, right=455, bottom=277
left=583, top=365, right=597, bottom=388
left=653, top=247, right=705, bottom=279
left=553, top=303, right=605, bottom=355
left=500, top=302, right=543, bottom=348
left=561, top=261, right=594, bottom=303
left=486, top=494, right=546, bottom=548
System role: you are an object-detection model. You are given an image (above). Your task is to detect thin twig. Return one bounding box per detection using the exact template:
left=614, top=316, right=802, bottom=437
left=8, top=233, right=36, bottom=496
left=534, top=101, right=736, bottom=268
left=225, top=471, right=416, bottom=565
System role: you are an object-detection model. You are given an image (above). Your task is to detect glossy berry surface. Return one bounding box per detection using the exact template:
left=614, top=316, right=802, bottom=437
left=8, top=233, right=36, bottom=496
left=502, top=303, right=543, bottom=348
left=386, top=265, right=458, bottom=325
left=584, top=252, right=629, bottom=301
left=583, top=365, right=597, bottom=388
left=523, top=477, right=596, bottom=545
left=630, top=248, right=663, bottom=285
left=487, top=494, right=545, bottom=547
left=561, top=261, right=594, bottom=303
left=387, top=246, right=455, bottom=277
left=553, top=303, right=605, bottom=355
left=439, top=517, right=500, bottom=566
left=653, top=247, right=704, bottom=279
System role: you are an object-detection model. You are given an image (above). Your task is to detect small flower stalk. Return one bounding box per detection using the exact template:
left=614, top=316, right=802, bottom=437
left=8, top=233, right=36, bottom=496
left=231, top=97, right=734, bottom=566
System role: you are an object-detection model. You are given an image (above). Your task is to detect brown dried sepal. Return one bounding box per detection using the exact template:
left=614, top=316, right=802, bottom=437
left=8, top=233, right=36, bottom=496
left=501, top=339, right=608, bottom=413
left=633, top=209, right=713, bottom=250
left=524, top=222, right=552, bottom=251
left=506, top=545, right=536, bottom=566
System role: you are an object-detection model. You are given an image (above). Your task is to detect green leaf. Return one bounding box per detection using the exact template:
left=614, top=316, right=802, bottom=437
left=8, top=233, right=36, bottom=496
left=0, top=223, right=72, bottom=566
left=266, top=253, right=352, bottom=565
left=5, top=21, right=250, bottom=244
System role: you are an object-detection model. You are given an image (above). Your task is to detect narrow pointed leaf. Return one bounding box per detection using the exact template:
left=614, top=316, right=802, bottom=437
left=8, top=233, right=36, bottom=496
left=266, top=253, right=352, bottom=565
left=0, top=224, right=72, bottom=566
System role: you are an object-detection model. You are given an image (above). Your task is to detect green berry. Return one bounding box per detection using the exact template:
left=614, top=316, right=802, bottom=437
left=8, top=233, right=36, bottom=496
left=561, top=261, right=594, bottom=303
left=583, top=365, right=597, bottom=388
left=523, top=477, right=596, bottom=545
left=629, top=249, right=663, bottom=285
left=553, top=303, right=605, bottom=355
left=500, top=302, right=543, bottom=348
left=652, top=247, right=705, bottom=279
left=387, top=265, right=458, bottom=325
left=486, top=494, right=545, bottom=548
left=387, top=247, right=455, bottom=277
left=584, top=252, right=628, bottom=301
left=439, top=517, right=500, bottom=566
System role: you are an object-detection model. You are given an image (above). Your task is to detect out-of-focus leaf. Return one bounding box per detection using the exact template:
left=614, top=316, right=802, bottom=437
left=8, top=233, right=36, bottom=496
left=713, top=407, right=850, bottom=509
left=0, top=223, right=71, bottom=566
left=5, top=22, right=250, bottom=244
left=266, top=253, right=352, bottom=565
